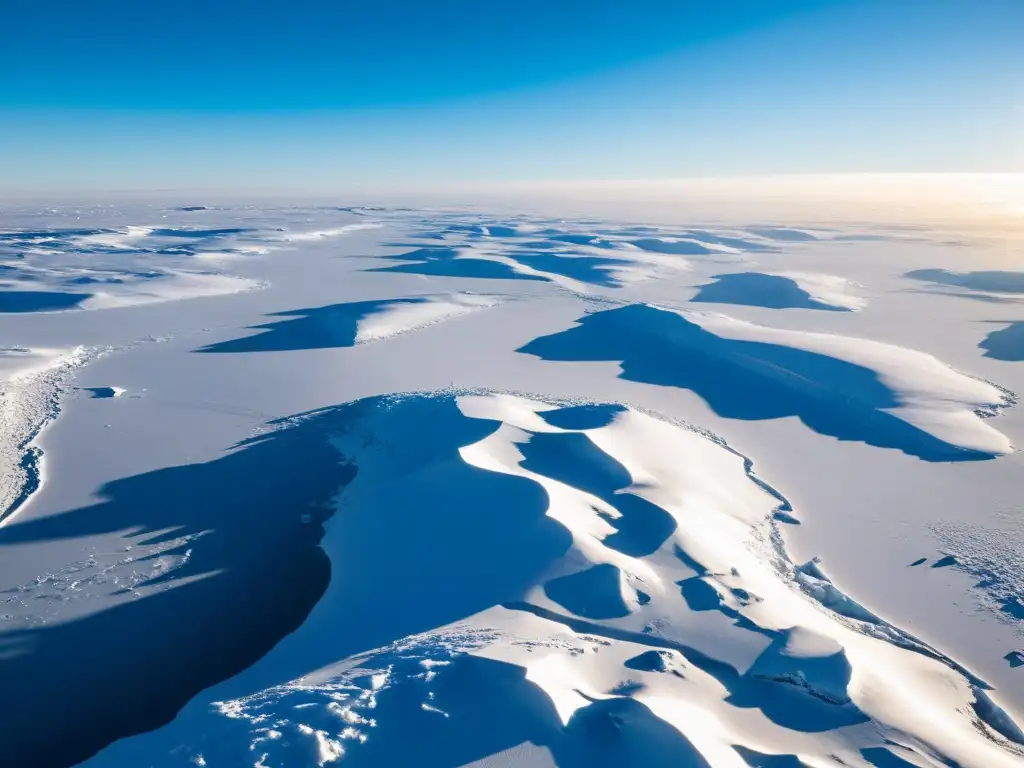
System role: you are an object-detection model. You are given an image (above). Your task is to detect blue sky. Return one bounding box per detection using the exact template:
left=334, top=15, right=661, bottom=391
left=1, top=0, right=1022, bottom=191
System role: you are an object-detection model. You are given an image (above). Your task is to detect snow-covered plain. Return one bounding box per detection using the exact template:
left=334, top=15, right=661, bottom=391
left=0, top=198, right=1023, bottom=768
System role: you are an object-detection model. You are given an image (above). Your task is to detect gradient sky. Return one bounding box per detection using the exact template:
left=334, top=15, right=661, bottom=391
left=1, top=0, right=1022, bottom=192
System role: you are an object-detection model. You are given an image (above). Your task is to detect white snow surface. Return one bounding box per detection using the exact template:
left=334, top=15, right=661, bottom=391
left=774, top=271, right=867, bottom=311
left=82, top=393, right=1024, bottom=767
left=670, top=306, right=1013, bottom=456
left=353, top=293, right=504, bottom=344
left=0, top=346, right=91, bottom=525
left=0, top=200, right=1022, bottom=768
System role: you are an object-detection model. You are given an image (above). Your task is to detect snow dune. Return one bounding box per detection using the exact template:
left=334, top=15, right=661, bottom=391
left=371, top=242, right=692, bottom=290
left=746, top=226, right=821, bottom=242
left=78, top=270, right=262, bottom=310
left=692, top=271, right=865, bottom=311
left=0, top=261, right=261, bottom=314
left=0, top=217, right=383, bottom=314
left=353, top=293, right=504, bottom=344
left=519, top=304, right=1014, bottom=460
left=80, top=392, right=1024, bottom=767
left=274, top=223, right=384, bottom=241
left=198, top=293, right=503, bottom=353
left=628, top=237, right=739, bottom=256
left=4, top=205, right=1023, bottom=768
left=369, top=214, right=796, bottom=290
left=0, top=347, right=90, bottom=525
left=0, top=221, right=379, bottom=262
left=906, top=269, right=1024, bottom=297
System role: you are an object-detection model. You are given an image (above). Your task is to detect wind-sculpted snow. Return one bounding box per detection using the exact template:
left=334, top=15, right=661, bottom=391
left=0, top=219, right=379, bottom=312
left=745, top=227, right=822, bottom=242
left=692, top=272, right=865, bottom=311
left=925, top=516, right=1024, bottom=640
left=69, top=393, right=1024, bottom=768
left=370, top=245, right=669, bottom=288
left=3, top=203, right=1023, bottom=768
left=0, top=251, right=259, bottom=313
left=519, top=304, right=1014, bottom=460
left=357, top=210, right=918, bottom=293
left=0, top=347, right=92, bottom=525
left=369, top=246, right=552, bottom=282
left=390, top=215, right=773, bottom=255
left=198, top=293, right=504, bottom=353
left=366, top=215, right=786, bottom=289
left=0, top=221, right=377, bottom=262
left=906, top=269, right=1024, bottom=299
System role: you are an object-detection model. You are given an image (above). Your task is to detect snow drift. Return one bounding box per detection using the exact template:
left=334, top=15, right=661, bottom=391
left=78, top=393, right=1024, bottom=768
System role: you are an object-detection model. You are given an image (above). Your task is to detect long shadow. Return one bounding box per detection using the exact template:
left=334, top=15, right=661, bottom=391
left=0, top=406, right=359, bottom=768
left=0, top=229, right=108, bottom=241
left=513, top=252, right=633, bottom=286
left=860, top=746, right=921, bottom=767
left=336, top=651, right=711, bottom=768
left=0, top=394, right=967, bottom=766
left=544, top=563, right=632, bottom=619
left=980, top=321, right=1024, bottom=361
left=196, top=298, right=429, bottom=353
left=370, top=246, right=637, bottom=287
left=507, top=420, right=869, bottom=734
left=222, top=396, right=571, bottom=694
left=509, top=600, right=870, bottom=736
left=319, top=655, right=566, bottom=768
left=0, top=290, right=89, bottom=313
left=519, top=430, right=677, bottom=558
left=483, top=225, right=520, bottom=238
left=517, top=305, right=996, bottom=461
left=368, top=247, right=546, bottom=282
left=906, top=269, right=1024, bottom=294
left=733, top=746, right=809, bottom=766
left=0, top=396, right=568, bottom=767
left=629, top=238, right=719, bottom=255
left=692, top=273, right=847, bottom=311
left=546, top=233, right=619, bottom=249
left=149, top=228, right=250, bottom=238
left=680, top=230, right=777, bottom=252
left=287, top=653, right=712, bottom=768
left=746, top=227, right=819, bottom=242
left=420, top=223, right=519, bottom=238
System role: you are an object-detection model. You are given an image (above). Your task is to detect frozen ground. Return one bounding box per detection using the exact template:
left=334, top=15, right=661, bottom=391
left=0, top=198, right=1022, bottom=767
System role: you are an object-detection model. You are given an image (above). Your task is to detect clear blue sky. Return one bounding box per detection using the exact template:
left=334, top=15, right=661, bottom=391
left=1, top=0, right=1021, bottom=191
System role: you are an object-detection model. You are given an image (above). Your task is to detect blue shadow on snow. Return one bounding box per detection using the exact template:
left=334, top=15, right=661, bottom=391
left=196, top=298, right=433, bottom=353
left=0, top=290, right=89, bottom=313
left=980, top=321, right=1024, bottom=361
left=692, top=273, right=847, bottom=311
left=906, top=269, right=1024, bottom=294
left=368, top=247, right=546, bottom=281
left=517, top=304, right=997, bottom=462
